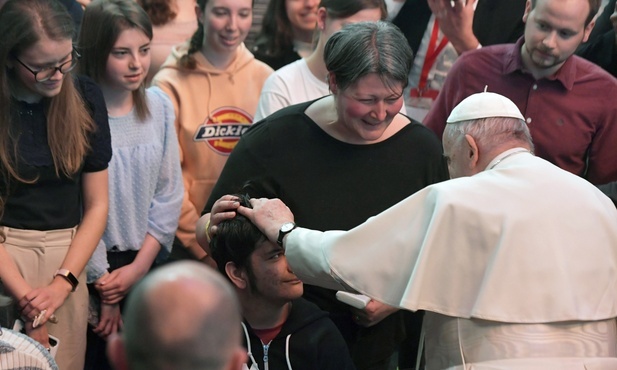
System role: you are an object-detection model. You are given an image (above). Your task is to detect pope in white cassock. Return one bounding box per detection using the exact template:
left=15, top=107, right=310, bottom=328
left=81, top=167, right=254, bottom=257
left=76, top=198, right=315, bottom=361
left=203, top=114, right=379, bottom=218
left=237, top=92, right=617, bottom=370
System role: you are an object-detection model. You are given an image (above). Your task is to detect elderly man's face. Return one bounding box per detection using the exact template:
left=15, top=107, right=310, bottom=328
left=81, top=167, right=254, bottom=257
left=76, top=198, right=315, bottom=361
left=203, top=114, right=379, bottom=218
left=443, top=131, right=474, bottom=179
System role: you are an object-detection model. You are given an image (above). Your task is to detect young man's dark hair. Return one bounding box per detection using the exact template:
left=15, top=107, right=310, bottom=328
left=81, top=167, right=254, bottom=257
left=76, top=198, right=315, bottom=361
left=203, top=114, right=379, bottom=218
left=209, top=193, right=356, bottom=370
left=210, top=194, right=264, bottom=291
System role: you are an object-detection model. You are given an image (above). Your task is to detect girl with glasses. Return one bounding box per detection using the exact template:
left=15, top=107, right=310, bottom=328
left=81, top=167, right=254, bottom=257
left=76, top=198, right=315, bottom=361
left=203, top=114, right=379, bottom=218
left=0, top=0, right=112, bottom=369
left=14, top=49, right=80, bottom=83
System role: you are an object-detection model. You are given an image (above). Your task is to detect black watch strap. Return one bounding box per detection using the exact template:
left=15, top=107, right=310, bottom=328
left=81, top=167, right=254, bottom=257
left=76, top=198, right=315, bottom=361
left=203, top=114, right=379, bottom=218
left=55, top=269, right=78, bottom=292
left=277, top=222, right=297, bottom=246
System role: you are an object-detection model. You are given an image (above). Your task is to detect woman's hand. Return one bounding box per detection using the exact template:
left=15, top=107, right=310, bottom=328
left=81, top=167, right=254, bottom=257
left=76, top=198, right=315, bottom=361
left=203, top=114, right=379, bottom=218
left=18, top=279, right=71, bottom=327
left=95, top=264, right=143, bottom=304
left=209, top=195, right=242, bottom=236
left=95, top=235, right=161, bottom=304
left=196, top=195, right=240, bottom=262
left=93, top=303, right=122, bottom=339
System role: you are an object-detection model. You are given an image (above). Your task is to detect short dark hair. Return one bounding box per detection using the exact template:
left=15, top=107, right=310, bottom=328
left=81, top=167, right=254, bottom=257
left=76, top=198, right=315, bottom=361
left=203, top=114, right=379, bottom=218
left=210, top=194, right=266, bottom=281
left=320, top=0, right=387, bottom=21
left=136, top=0, right=177, bottom=26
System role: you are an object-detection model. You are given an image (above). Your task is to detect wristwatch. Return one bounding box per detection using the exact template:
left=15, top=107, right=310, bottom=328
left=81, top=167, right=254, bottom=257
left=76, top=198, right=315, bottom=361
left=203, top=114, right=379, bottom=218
left=277, top=222, right=296, bottom=246
left=54, top=269, right=79, bottom=292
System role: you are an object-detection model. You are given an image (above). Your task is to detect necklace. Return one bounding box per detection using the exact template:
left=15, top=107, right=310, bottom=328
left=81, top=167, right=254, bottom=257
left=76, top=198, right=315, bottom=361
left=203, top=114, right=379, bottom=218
left=488, top=149, right=530, bottom=170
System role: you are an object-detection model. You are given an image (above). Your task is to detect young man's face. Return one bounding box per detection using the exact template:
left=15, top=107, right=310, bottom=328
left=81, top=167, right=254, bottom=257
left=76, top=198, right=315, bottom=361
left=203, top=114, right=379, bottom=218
left=521, top=0, right=595, bottom=77
left=246, top=240, right=303, bottom=304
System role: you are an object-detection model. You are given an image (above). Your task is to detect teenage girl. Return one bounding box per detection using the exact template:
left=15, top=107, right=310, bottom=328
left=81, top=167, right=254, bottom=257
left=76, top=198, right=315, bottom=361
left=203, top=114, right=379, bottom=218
left=252, top=0, right=320, bottom=70
left=78, top=0, right=184, bottom=367
left=0, top=1, right=112, bottom=369
left=152, top=0, right=273, bottom=265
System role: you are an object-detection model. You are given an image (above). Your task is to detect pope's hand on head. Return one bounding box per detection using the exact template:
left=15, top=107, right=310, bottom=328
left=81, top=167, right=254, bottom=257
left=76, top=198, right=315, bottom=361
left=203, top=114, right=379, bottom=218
left=237, top=198, right=295, bottom=244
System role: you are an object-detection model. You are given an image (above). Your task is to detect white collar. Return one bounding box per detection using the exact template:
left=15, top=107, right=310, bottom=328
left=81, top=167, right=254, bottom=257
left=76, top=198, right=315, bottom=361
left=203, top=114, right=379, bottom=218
left=485, top=147, right=531, bottom=170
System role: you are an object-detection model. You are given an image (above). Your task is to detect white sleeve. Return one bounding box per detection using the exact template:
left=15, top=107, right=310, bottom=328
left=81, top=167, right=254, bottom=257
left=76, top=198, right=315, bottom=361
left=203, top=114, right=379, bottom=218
left=254, top=73, right=292, bottom=121
left=285, top=228, right=350, bottom=291
left=284, top=187, right=438, bottom=309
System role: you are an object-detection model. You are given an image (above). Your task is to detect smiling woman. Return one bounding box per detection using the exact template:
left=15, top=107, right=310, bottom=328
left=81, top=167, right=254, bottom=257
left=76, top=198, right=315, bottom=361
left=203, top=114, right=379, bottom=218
left=78, top=0, right=154, bottom=119
left=252, top=0, right=320, bottom=70
left=0, top=1, right=112, bottom=369
left=312, top=20, right=411, bottom=144
left=253, top=0, right=388, bottom=121
left=151, top=0, right=273, bottom=264
left=178, top=0, right=255, bottom=70
left=201, top=21, right=449, bottom=370
left=77, top=1, right=183, bottom=368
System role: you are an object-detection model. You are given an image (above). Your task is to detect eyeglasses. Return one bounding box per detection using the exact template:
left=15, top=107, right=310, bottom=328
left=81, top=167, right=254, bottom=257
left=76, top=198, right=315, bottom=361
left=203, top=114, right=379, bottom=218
left=15, top=49, right=81, bottom=82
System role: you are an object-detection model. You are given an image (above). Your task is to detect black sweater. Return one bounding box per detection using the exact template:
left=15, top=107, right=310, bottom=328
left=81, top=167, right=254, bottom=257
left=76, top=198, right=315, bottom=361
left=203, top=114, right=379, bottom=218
left=242, top=298, right=355, bottom=370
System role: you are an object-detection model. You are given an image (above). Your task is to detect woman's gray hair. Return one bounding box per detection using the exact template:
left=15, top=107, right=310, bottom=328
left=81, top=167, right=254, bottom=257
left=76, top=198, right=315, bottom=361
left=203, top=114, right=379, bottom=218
left=324, top=21, right=413, bottom=91
left=444, top=116, right=534, bottom=152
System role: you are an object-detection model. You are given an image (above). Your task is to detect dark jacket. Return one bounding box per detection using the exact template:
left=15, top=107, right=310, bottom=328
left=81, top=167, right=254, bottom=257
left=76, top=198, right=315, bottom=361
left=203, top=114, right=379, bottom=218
left=251, top=42, right=301, bottom=71
left=242, top=298, right=356, bottom=370
left=576, top=0, right=617, bottom=77
left=58, top=0, right=83, bottom=39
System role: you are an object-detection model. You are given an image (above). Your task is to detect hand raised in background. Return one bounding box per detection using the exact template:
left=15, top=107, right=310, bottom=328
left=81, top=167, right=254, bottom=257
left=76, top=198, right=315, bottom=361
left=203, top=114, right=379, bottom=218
left=428, top=0, right=480, bottom=54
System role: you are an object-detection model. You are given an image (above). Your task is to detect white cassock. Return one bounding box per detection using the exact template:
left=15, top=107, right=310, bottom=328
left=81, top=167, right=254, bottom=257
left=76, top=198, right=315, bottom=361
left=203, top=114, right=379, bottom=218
left=285, top=149, right=617, bottom=369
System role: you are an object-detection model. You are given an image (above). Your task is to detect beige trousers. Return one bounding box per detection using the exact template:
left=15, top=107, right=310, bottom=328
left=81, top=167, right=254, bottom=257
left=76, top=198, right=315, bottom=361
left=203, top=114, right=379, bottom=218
left=1, top=226, right=87, bottom=370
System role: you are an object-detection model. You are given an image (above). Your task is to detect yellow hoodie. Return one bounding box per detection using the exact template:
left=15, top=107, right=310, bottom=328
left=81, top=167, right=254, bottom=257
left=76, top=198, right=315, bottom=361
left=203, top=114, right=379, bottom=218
left=153, top=41, right=273, bottom=255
